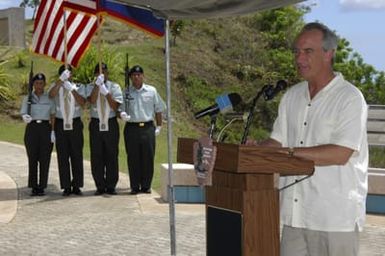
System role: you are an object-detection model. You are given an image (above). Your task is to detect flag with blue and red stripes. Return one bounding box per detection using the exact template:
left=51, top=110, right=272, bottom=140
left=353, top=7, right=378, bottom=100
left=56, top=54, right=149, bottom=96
left=99, top=0, right=165, bottom=37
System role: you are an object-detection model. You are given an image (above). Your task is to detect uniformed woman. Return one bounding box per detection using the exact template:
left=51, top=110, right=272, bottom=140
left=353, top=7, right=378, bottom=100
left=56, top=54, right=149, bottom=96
left=20, top=73, right=55, bottom=196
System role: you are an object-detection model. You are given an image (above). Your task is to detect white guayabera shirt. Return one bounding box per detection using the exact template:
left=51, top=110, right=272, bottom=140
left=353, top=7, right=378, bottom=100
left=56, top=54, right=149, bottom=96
left=271, top=73, right=368, bottom=232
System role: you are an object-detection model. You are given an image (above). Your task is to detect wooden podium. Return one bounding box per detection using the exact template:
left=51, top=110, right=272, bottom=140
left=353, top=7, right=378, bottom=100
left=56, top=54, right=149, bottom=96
left=177, top=138, right=314, bottom=256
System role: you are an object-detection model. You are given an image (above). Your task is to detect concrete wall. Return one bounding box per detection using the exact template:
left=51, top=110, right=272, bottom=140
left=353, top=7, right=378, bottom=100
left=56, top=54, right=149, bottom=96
left=0, top=7, right=25, bottom=48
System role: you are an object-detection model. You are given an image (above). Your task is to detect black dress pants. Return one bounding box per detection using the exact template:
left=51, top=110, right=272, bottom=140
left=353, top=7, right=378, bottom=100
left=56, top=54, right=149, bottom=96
left=89, top=118, right=120, bottom=191
left=124, top=122, right=155, bottom=191
left=24, top=121, right=53, bottom=189
left=55, top=118, right=84, bottom=189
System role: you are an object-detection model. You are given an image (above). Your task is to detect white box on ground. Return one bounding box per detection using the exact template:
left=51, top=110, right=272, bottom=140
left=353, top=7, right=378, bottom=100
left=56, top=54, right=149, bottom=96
left=160, top=163, right=198, bottom=201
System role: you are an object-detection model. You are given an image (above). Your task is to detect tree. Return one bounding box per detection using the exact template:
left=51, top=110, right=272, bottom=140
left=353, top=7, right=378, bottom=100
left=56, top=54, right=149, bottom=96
left=170, top=20, right=185, bottom=46
left=19, top=0, right=40, bottom=20
left=334, top=38, right=385, bottom=104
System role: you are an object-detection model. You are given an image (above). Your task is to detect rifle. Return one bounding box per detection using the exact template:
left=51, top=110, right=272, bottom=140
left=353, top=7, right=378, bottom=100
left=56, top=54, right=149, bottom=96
left=124, top=53, right=132, bottom=111
left=125, top=53, right=130, bottom=90
left=27, top=61, right=34, bottom=115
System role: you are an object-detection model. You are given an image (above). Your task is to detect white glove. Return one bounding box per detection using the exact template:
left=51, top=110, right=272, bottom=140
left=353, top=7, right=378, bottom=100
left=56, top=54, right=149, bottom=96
left=22, top=114, right=32, bottom=123
left=50, top=131, right=56, bottom=143
left=155, top=126, right=161, bottom=136
left=99, top=83, right=109, bottom=96
left=95, top=74, right=105, bottom=86
left=63, top=81, right=76, bottom=91
left=59, top=69, right=71, bottom=82
left=120, top=112, right=131, bottom=122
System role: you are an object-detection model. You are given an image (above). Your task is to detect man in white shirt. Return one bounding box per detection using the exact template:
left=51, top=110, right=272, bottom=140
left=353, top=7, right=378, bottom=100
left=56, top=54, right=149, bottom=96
left=254, top=22, right=368, bottom=256
left=120, top=65, right=164, bottom=195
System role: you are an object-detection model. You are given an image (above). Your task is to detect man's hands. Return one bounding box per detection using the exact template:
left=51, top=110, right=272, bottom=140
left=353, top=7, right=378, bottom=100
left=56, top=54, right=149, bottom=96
left=155, top=126, right=161, bottom=136
left=95, top=74, right=109, bottom=96
left=244, top=139, right=258, bottom=146
left=99, top=84, right=109, bottom=96
left=95, top=74, right=104, bottom=86
left=22, top=114, right=32, bottom=123
left=51, top=131, right=56, bottom=143
left=63, top=81, right=77, bottom=92
left=120, top=112, right=131, bottom=122
left=59, top=69, right=71, bottom=82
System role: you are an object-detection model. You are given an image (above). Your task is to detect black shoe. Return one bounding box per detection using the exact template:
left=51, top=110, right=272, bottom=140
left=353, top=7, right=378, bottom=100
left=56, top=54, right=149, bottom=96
left=130, top=189, right=139, bottom=195
left=30, top=188, right=38, bottom=196
left=62, top=188, right=71, bottom=196
left=37, top=188, right=46, bottom=196
left=72, top=187, right=83, bottom=195
left=106, top=188, right=117, bottom=195
left=140, top=188, right=151, bottom=194
left=94, top=188, right=105, bottom=195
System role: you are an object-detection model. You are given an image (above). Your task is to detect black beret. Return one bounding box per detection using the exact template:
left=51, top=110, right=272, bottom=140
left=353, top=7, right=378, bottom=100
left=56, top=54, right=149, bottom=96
left=58, top=64, right=72, bottom=75
left=130, top=65, right=144, bottom=74
left=32, top=73, right=46, bottom=82
left=94, top=62, right=108, bottom=73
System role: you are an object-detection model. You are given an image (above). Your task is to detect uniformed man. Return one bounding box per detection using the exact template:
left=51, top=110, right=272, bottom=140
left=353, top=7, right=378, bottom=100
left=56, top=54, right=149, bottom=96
left=87, top=63, right=123, bottom=195
left=20, top=73, right=55, bottom=196
left=120, top=65, right=165, bottom=195
left=48, top=65, right=86, bottom=196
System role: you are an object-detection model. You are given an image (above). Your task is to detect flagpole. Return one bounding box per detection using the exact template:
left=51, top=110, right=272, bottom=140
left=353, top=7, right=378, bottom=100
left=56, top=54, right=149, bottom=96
left=165, top=19, right=177, bottom=256
left=97, top=12, right=102, bottom=73
left=62, top=8, right=68, bottom=67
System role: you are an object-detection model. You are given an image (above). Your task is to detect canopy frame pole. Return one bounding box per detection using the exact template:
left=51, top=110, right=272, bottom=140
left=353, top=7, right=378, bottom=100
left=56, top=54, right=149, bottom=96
left=165, top=19, right=177, bottom=256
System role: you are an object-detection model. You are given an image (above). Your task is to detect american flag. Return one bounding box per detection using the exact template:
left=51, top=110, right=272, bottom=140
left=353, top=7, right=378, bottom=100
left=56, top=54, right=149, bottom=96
left=31, top=0, right=99, bottom=67
left=63, top=0, right=98, bottom=14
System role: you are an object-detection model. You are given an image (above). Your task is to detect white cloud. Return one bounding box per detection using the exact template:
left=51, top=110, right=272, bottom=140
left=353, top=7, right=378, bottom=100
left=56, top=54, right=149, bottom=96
left=340, top=0, right=385, bottom=11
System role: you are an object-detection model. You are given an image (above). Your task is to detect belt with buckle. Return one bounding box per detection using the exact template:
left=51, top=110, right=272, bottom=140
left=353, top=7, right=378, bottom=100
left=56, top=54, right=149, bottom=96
left=127, top=121, right=153, bottom=127
left=56, top=117, right=81, bottom=121
left=32, top=120, right=49, bottom=124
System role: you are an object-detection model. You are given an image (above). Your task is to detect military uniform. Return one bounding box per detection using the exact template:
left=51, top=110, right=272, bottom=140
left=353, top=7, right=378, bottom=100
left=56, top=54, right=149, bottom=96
left=87, top=74, right=123, bottom=195
left=122, top=65, right=165, bottom=194
left=48, top=73, right=87, bottom=196
left=20, top=73, right=55, bottom=196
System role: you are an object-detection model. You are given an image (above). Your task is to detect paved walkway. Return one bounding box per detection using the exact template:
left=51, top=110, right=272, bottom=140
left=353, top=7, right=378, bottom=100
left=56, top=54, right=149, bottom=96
left=0, top=141, right=384, bottom=255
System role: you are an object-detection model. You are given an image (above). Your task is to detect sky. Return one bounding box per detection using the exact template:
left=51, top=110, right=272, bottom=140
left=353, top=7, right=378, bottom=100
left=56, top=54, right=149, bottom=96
left=0, top=0, right=384, bottom=71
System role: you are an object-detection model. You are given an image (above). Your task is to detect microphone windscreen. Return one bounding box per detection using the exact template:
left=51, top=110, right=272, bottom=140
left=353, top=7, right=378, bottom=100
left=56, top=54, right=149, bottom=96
left=276, top=80, right=288, bottom=91
left=215, top=94, right=233, bottom=113
left=228, top=93, right=242, bottom=106
left=216, top=93, right=242, bottom=113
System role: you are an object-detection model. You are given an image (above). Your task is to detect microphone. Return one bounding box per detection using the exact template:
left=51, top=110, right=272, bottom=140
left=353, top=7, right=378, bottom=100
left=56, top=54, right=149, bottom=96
left=223, top=112, right=248, bottom=122
left=194, top=93, right=242, bottom=119
left=263, top=80, right=288, bottom=101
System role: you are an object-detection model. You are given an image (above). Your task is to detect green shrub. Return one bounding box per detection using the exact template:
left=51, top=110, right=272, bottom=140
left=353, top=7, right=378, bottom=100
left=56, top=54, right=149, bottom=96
left=0, top=63, right=14, bottom=103
left=73, top=45, right=125, bottom=85
left=14, top=50, right=28, bottom=68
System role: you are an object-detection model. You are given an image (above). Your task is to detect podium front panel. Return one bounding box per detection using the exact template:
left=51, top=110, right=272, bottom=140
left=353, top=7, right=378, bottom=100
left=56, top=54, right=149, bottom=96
left=207, top=206, right=242, bottom=256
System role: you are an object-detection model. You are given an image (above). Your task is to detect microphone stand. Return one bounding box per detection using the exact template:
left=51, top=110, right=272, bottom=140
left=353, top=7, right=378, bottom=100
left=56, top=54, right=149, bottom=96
left=217, top=116, right=243, bottom=142
left=240, top=85, right=271, bottom=144
left=208, top=113, right=218, bottom=139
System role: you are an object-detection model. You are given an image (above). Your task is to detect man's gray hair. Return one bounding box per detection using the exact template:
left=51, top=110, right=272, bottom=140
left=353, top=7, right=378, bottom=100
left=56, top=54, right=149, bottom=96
left=301, top=22, right=339, bottom=57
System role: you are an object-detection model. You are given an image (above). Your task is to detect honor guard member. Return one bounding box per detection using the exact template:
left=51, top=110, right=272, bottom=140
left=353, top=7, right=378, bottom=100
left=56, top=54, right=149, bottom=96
left=120, top=65, right=165, bottom=195
left=87, top=63, right=123, bottom=195
left=20, top=73, right=55, bottom=196
left=48, top=65, right=86, bottom=196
